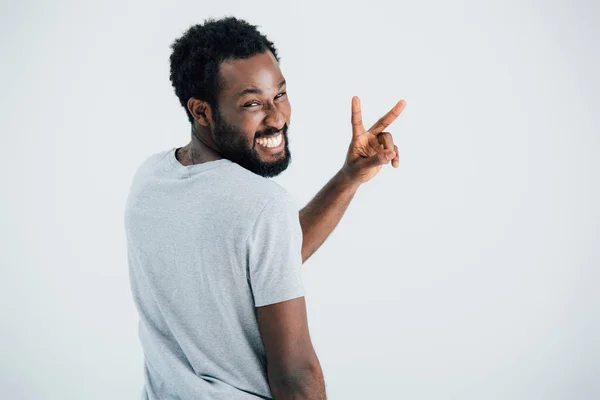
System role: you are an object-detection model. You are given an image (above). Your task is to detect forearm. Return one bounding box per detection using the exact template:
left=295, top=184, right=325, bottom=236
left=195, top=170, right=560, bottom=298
left=269, top=362, right=326, bottom=400
left=299, top=168, right=361, bottom=263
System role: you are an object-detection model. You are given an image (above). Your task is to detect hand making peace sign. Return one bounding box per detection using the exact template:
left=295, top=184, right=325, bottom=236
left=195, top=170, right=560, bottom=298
left=341, top=96, right=407, bottom=184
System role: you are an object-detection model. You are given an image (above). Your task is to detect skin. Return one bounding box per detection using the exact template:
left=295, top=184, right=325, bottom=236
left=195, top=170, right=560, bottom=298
left=177, top=50, right=407, bottom=262
left=177, top=51, right=289, bottom=167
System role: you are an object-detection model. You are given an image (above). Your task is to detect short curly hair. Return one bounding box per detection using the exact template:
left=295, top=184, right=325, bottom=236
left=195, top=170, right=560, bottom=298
left=169, top=17, right=279, bottom=124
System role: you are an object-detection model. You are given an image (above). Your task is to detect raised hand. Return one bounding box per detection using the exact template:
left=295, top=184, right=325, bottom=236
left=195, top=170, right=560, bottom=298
left=341, top=96, right=406, bottom=184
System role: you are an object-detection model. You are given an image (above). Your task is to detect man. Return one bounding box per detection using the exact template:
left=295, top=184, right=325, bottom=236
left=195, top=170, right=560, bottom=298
left=124, top=16, right=406, bottom=400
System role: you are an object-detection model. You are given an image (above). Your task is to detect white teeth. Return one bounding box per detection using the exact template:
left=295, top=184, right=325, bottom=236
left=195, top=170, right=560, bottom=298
left=256, top=133, right=283, bottom=148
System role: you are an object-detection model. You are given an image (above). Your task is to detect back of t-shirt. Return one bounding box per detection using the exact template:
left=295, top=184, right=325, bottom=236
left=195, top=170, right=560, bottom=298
left=124, top=148, right=305, bottom=400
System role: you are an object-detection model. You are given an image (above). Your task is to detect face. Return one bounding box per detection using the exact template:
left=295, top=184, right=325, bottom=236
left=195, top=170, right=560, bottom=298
left=210, top=51, right=292, bottom=178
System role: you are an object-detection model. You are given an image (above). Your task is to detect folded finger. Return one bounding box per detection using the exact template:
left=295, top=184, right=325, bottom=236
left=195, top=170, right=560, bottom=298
left=393, top=144, right=399, bottom=168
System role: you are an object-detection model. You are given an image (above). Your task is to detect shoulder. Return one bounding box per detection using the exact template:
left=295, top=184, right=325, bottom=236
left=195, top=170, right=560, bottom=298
left=126, top=149, right=169, bottom=193
left=130, top=149, right=171, bottom=181
left=225, top=163, right=298, bottom=209
left=219, top=165, right=300, bottom=238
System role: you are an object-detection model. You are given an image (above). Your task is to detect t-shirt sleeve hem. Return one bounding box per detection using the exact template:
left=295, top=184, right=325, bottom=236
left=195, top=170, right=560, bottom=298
left=254, top=290, right=305, bottom=308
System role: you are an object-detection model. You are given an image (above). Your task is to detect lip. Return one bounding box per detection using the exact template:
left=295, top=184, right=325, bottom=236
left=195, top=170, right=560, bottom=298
left=255, top=133, right=285, bottom=155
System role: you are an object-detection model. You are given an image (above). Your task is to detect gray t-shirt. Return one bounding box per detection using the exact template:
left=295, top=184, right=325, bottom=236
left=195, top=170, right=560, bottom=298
left=124, top=148, right=305, bottom=399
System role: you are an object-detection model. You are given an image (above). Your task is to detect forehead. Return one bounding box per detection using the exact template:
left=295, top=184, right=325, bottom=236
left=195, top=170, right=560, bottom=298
left=218, top=51, right=284, bottom=94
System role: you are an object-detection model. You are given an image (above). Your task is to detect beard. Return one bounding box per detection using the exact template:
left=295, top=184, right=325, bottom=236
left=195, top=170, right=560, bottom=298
left=211, top=110, right=291, bottom=178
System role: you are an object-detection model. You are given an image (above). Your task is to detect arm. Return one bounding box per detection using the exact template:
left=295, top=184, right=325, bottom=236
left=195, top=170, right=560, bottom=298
left=299, top=169, right=360, bottom=263
left=257, top=297, right=326, bottom=399
left=299, top=97, right=407, bottom=263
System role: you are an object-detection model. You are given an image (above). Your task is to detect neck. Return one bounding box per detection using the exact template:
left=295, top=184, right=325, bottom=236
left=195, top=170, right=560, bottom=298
left=177, top=124, right=223, bottom=166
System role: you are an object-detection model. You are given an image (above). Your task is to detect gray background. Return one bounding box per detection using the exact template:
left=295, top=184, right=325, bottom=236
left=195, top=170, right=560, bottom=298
left=1, top=0, right=599, bottom=399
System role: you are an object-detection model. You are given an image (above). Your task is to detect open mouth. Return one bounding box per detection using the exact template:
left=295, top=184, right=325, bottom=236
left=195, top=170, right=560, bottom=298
left=255, top=132, right=284, bottom=153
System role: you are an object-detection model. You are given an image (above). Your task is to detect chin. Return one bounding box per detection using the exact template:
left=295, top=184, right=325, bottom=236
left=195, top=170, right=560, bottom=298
left=253, top=156, right=291, bottom=178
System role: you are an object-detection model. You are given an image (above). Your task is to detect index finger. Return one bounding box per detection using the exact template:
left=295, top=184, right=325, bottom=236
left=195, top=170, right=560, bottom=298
left=368, top=100, right=406, bottom=135
left=351, top=96, right=365, bottom=137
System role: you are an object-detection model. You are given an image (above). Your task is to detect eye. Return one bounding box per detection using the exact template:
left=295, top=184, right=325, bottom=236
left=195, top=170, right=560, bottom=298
left=243, top=101, right=261, bottom=108
left=275, top=92, right=287, bottom=100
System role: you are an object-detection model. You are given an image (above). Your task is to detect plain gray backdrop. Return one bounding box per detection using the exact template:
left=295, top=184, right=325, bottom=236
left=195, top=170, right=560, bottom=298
left=1, top=0, right=599, bottom=399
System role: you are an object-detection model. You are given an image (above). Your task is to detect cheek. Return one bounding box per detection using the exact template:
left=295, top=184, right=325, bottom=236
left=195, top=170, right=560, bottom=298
left=239, top=118, right=262, bottom=142
left=281, top=102, right=291, bottom=120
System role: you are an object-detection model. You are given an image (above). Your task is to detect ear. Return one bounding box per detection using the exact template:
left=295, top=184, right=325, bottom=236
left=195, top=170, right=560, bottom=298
left=187, top=98, right=214, bottom=128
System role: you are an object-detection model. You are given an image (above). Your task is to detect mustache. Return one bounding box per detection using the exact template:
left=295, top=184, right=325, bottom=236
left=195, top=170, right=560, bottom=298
left=255, top=123, right=288, bottom=139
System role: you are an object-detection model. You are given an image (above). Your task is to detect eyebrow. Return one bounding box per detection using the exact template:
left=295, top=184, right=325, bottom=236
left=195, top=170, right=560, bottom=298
left=237, top=79, right=286, bottom=97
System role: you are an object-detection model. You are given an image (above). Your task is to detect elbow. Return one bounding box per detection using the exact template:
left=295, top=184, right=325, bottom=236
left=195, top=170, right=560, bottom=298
left=268, top=361, right=325, bottom=399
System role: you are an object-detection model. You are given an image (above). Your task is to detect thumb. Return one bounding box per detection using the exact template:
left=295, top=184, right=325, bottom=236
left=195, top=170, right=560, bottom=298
left=359, top=149, right=395, bottom=169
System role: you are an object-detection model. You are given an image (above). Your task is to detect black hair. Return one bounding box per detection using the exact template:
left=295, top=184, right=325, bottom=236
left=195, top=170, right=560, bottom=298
left=169, top=16, right=279, bottom=124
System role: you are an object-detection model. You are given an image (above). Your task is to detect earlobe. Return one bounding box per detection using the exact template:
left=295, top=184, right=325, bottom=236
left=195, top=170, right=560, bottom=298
left=187, top=98, right=212, bottom=128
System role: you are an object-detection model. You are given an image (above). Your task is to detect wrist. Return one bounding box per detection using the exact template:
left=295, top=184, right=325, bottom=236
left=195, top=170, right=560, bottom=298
left=337, top=167, right=362, bottom=192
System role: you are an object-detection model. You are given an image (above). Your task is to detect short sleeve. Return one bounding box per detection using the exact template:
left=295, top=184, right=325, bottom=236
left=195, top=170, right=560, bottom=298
left=246, top=192, right=305, bottom=307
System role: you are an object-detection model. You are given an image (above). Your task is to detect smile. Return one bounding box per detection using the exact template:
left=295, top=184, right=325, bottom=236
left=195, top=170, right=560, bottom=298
left=255, top=132, right=284, bottom=154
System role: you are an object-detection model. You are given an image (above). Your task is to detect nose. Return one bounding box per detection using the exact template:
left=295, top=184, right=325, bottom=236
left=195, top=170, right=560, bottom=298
left=263, top=103, right=286, bottom=132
